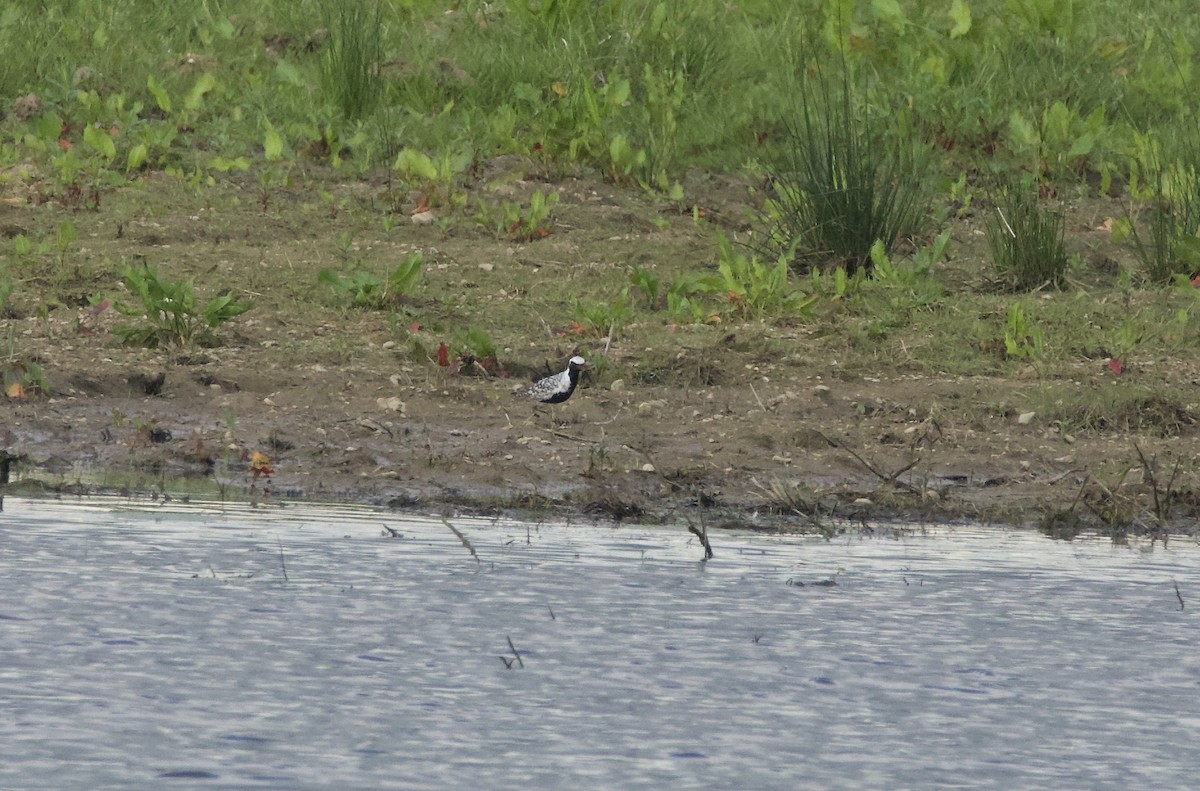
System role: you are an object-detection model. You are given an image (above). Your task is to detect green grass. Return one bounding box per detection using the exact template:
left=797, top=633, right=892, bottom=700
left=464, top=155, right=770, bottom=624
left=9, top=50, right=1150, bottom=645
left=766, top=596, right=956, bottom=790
left=3, top=0, right=1200, bottom=439
left=986, top=189, right=1069, bottom=290
left=759, top=57, right=930, bottom=275
left=3, top=0, right=1200, bottom=188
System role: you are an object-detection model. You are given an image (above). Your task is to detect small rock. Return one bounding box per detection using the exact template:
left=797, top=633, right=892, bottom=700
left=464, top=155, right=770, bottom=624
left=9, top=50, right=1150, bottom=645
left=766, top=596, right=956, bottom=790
left=637, top=399, right=668, bottom=415
left=410, top=210, right=435, bottom=225
left=812, top=384, right=832, bottom=401
left=1017, top=411, right=1036, bottom=425
left=376, top=396, right=405, bottom=413
left=382, top=340, right=396, bottom=350
left=641, top=463, right=656, bottom=473
left=609, top=378, right=625, bottom=392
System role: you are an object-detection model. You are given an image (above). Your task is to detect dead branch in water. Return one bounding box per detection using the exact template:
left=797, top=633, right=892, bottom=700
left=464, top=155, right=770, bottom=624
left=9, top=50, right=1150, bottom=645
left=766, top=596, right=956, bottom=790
left=441, top=517, right=480, bottom=565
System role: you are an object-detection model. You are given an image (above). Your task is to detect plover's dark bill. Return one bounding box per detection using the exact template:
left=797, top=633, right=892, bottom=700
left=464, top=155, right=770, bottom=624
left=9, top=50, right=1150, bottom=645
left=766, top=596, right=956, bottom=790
left=519, top=355, right=585, bottom=404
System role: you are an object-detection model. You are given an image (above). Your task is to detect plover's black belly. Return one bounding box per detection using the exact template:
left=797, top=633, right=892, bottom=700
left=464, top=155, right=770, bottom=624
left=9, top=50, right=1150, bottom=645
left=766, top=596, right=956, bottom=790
left=539, top=388, right=574, bottom=404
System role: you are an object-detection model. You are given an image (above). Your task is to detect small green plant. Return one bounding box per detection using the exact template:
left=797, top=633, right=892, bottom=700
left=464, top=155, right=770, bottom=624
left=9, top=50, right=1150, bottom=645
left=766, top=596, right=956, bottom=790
left=114, top=262, right=251, bottom=348
left=1172, top=273, right=1200, bottom=325
left=629, top=267, right=661, bottom=309
left=986, top=191, right=1068, bottom=290
left=0, top=279, right=12, bottom=314
left=864, top=231, right=950, bottom=310
left=698, top=233, right=817, bottom=320
left=665, top=273, right=712, bottom=324
left=572, top=289, right=634, bottom=338
left=450, top=326, right=503, bottom=374
left=484, top=189, right=560, bottom=241
left=54, top=220, right=77, bottom=268
left=318, top=253, right=423, bottom=309
left=2, top=328, right=48, bottom=398
left=1003, top=303, right=1045, bottom=363
left=393, top=147, right=472, bottom=210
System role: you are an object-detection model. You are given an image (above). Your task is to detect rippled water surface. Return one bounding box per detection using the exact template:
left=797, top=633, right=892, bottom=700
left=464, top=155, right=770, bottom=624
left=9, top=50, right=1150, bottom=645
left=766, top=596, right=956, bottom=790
left=3, top=497, right=1200, bottom=789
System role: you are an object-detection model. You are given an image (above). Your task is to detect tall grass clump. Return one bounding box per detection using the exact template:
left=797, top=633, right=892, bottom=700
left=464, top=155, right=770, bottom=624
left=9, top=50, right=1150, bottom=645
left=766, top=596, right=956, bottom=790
left=320, top=0, right=388, bottom=121
left=761, top=59, right=929, bottom=276
left=986, top=190, right=1068, bottom=291
left=1129, top=127, right=1200, bottom=284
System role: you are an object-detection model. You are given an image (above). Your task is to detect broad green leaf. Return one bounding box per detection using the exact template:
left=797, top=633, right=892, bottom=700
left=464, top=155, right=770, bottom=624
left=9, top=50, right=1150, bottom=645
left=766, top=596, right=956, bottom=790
left=948, top=0, right=972, bottom=38
left=274, top=59, right=306, bottom=88
left=1067, top=131, right=1095, bottom=158
left=184, top=72, right=216, bottom=111
left=393, top=148, right=437, bottom=181
left=1042, top=101, right=1072, bottom=142
left=606, top=78, right=631, bottom=108
left=1007, top=111, right=1039, bottom=149
left=126, top=143, right=148, bottom=171
left=147, top=74, right=171, bottom=113
left=1107, top=217, right=1132, bottom=244
left=35, top=112, right=62, bottom=142
left=869, top=239, right=889, bottom=270
left=207, top=155, right=251, bottom=172
left=1174, top=235, right=1200, bottom=267
left=263, top=124, right=283, bottom=161
left=871, top=0, right=906, bottom=30
left=83, top=124, right=116, bottom=160
left=920, top=55, right=947, bottom=85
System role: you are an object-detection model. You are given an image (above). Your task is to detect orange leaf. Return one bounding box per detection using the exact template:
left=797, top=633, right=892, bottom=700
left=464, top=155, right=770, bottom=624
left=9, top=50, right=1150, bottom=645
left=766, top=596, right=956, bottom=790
left=6, top=381, right=24, bottom=398
left=1106, top=358, right=1123, bottom=375
left=437, top=342, right=450, bottom=367
left=58, top=138, right=71, bottom=151
left=409, top=321, right=421, bottom=333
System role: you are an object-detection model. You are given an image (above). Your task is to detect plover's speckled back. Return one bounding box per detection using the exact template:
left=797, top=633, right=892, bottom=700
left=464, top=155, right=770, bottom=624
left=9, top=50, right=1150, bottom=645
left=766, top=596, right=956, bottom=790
left=517, top=355, right=585, bottom=404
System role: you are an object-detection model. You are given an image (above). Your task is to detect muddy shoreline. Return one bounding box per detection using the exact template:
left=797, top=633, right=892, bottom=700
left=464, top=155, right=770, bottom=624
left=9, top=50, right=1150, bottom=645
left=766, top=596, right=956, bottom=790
left=4, top=353, right=1194, bottom=538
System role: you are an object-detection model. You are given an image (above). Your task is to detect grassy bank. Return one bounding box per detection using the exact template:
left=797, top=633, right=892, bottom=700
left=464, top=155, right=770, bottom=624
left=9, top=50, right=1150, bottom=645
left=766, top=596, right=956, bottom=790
left=1, top=0, right=1198, bottom=532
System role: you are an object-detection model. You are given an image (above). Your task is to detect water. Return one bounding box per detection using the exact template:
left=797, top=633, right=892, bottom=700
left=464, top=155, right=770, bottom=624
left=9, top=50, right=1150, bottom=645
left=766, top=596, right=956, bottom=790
left=2, top=497, right=1199, bottom=790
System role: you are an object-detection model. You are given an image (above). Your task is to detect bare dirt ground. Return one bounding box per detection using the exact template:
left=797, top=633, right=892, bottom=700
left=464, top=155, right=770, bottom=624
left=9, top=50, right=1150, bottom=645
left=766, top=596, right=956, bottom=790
left=2, top=168, right=1198, bottom=534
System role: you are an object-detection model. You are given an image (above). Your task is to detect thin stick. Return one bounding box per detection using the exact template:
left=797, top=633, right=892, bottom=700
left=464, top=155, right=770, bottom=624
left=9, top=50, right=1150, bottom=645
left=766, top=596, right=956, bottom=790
left=506, top=635, right=524, bottom=668
left=996, top=206, right=1016, bottom=238
left=1174, top=581, right=1185, bottom=610
left=817, top=430, right=921, bottom=494
left=277, top=538, right=289, bottom=582
left=749, top=382, right=767, bottom=412
left=441, top=517, right=480, bottom=565
left=686, top=499, right=714, bottom=561
left=686, top=524, right=714, bottom=560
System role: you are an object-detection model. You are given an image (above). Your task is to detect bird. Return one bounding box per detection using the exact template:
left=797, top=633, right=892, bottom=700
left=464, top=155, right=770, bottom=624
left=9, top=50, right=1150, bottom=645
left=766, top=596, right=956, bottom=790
left=516, top=355, right=585, bottom=404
